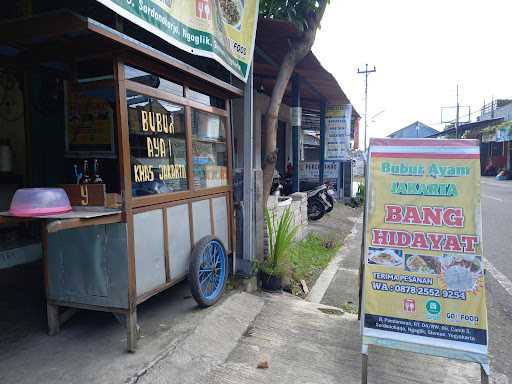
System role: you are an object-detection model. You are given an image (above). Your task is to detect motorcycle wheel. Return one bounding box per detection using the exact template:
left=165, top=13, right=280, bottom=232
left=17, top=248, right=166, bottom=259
left=325, top=195, right=335, bottom=213
left=308, top=197, right=325, bottom=221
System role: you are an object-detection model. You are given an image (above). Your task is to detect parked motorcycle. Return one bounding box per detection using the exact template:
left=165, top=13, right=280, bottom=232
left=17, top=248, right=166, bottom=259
left=321, top=182, right=336, bottom=213
left=270, top=171, right=283, bottom=196
left=272, top=171, right=335, bottom=221
left=306, top=184, right=335, bottom=221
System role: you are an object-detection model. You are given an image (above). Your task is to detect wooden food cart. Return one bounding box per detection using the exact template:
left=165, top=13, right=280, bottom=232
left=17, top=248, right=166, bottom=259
left=0, top=11, right=242, bottom=351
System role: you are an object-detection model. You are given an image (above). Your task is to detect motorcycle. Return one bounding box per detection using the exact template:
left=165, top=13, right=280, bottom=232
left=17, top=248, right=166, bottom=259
left=323, top=183, right=336, bottom=213
left=306, top=184, right=335, bottom=221
left=272, top=171, right=335, bottom=221
left=270, top=171, right=283, bottom=196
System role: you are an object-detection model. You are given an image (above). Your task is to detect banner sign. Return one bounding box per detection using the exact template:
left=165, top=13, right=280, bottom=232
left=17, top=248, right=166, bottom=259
left=362, top=138, right=489, bottom=370
left=325, top=104, right=351, bottom=160
left=290, top=107, right=302, bottom=127
left=353, top=116, right=360, bottom=150
left=95, top=0, right=259, bottom=81
left=300, top=161, right=339, bottom=180
left=495, top=125, right=512, bottom=143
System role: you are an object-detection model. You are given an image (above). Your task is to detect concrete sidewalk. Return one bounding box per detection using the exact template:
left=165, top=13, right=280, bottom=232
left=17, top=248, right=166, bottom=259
left=206, top=293, right=481, bottom=384
left=0, top=272, right=263, bottom=384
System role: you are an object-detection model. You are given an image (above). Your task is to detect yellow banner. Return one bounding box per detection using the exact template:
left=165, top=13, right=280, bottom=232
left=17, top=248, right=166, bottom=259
left=362, top=138, right=488, bottom=365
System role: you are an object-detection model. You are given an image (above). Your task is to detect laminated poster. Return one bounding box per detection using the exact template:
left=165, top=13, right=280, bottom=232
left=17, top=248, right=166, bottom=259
left=325, top=104, right=351, bottom=161
left=362, top=138, right=489, bottom=370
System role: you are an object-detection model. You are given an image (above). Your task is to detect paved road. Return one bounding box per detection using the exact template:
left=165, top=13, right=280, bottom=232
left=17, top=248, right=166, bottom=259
left=480, top=177, right=512, bottom=382
left=481, top=178, right=512, bottom=281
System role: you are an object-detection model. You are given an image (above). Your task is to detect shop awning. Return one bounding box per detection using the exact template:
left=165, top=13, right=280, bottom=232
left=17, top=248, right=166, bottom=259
left=0, top=10, right=242, bottom=97
left=254, top=18, right=359, bottom=117
left=427, top=118, right=503, bottom=139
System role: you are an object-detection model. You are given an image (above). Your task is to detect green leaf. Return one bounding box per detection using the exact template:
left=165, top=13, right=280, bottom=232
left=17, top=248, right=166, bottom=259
left=259, top=0, right=329, bottom=31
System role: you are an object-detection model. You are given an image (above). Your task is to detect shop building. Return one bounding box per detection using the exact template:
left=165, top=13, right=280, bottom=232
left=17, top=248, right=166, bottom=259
left=0, top=2, right=359, bottom=353
left=0, top=1, right=254, bottom=351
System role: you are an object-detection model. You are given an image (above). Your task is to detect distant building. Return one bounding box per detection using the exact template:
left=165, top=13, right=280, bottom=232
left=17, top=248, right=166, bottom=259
left=478, top=99, right=512, bottom=122
left=387, top=121, right=438, bottom=138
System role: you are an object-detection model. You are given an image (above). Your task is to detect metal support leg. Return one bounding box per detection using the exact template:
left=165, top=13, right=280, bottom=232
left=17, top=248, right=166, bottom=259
left=480, top=365, right=489, bottom=384
left=362, top=354, right=368, bottom=384
left=47, top=303, right=60, bottom=336
left=126, top=309, right=138, bottom=353
left=241, top=64, right=254, bottom=274
left=361, top=344, right=368, bottom=384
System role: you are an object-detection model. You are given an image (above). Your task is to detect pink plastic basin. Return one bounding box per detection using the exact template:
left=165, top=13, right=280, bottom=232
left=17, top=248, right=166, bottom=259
left=9, top=188, right=72, bottom=217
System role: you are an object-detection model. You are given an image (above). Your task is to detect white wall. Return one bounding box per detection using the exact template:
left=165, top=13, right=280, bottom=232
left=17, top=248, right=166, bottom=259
left=255, top=91, right=293, bottom=168
left=232, top=91, right=293, bottom=170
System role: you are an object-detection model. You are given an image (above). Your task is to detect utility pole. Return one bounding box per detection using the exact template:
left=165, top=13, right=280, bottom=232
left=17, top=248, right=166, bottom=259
left=455, top=84, right=460, bottom=138
left=357, top=64, right=376, bottom=152
left=356, top=64, right=375, bottom=322
left=441, top=85, right=470, bottom=137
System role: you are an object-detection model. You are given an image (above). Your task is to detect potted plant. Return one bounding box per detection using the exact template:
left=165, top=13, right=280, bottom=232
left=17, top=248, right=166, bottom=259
left=259, top=207, right=298, bottom=292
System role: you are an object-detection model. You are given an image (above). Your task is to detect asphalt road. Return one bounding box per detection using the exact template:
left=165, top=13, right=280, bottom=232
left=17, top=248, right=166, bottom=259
left=480, top=177, right=512, bottom=382
left=481, top=178, right=512, bottom=281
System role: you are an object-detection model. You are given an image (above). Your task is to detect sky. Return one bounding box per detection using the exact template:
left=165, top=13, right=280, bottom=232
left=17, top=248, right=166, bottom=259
left=313, top=0, right=512, bottom=148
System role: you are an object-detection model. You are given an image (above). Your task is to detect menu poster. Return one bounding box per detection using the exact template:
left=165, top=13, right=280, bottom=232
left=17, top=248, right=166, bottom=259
left=362, top=138, right=489, bottom=372
left=65, top=82, right=115, bottom=157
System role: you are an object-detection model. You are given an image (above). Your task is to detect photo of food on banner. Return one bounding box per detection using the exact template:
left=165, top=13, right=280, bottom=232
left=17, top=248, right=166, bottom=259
left=367, top=247, right=403, bottom=267
left=368, top=246, right=484, bottom=293
left=219, top=0, right=244, bottom=28
left=439, top=254, right=483, bottom=292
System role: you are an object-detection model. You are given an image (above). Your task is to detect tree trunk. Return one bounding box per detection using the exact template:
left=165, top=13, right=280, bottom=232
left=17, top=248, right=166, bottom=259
left=261, top=3, right=327, bottom=201
left=261, top=54, right=297, bottom=200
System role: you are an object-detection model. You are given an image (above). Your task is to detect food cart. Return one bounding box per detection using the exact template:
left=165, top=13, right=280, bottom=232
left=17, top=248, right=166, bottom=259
left=0, top=10, right=242, bottom=351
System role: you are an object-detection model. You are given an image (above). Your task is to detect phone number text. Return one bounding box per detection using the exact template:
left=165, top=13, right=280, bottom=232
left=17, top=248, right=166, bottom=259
left=371, top=281, right=466, bottom=300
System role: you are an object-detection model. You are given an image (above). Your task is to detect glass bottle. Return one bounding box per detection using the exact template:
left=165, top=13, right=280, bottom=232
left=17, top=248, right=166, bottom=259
left=93, top=159, right=103, bottom=184
left=82, top=160, right=92, bottom=184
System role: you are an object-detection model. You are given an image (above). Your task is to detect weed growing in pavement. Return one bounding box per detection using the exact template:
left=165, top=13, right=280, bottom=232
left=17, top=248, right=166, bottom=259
left=287, top=234, right=340, bottom=297
left=340, top=302, right=358, bottom=314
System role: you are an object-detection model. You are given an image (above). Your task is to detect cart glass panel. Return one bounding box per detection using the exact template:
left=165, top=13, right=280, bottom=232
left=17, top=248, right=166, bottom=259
left=127, top=93, right=188, bottom=196
left=191, top=110, right=228, bottom=189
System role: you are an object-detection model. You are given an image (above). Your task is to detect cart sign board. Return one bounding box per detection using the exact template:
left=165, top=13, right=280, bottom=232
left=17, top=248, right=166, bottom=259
left=362, top=138, right=489, bottom=372
left=325, top=104, right=351, bottom=160
left=95, top=0, right=259, bottom=81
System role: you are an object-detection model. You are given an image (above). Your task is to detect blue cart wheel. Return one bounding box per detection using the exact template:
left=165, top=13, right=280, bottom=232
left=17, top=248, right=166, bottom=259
left=189, top=236, right=227, bottom=307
